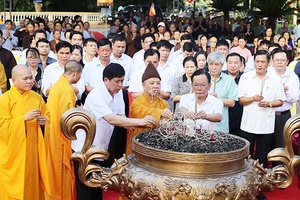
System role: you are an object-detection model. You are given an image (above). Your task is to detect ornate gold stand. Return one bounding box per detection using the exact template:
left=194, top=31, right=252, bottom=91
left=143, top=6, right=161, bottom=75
left=61, top=108, right=300, bottom=199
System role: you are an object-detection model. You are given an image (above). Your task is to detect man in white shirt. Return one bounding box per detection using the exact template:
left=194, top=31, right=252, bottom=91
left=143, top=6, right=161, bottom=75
left=169, top=33, right=193, bottom=61
left=238, top=50, right=285, bottom=168
left=82, top=38, right=98, bottom=64
left=83, top=38, right=111, bottom=94
left=270, top=48, right=299, bottom=150
left=172, top=42, right=195, bottom=77
left=42, top=41, right=84, bottom=99
left=178, top=69, right=223, bottom=130
left=157, top=40, right=176, bottom=102
left=110, top=33, right=133, bottom=87
left=72, top=63, right=157, bottom=200
left=129, top=49, right=171, bottom=99
left=133, top=33, right=155, bottom=72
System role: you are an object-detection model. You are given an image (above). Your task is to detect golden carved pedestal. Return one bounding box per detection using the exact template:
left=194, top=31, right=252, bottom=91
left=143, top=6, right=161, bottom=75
left=61, top=108, right=300, bottom=200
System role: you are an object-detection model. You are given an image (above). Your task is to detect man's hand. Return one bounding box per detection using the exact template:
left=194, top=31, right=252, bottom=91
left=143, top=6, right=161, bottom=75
left=211, top=92, right=218, bottom=98
left=36, top=116, right=47, bottom=125
left=24, top=109, right=40, bottom=121
left=195, top=110, right=207, bottom=120
left=253, top=95, right=264, bottom=102
left=161, top=108, right=173, bottom=119
left=139, top=115, right=157, bottom=127
left=258, top=101, right=270, bottom=108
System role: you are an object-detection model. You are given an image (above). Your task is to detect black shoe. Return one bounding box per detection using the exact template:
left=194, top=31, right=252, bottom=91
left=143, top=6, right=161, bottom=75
left=257, top=192, right=267, bottom=200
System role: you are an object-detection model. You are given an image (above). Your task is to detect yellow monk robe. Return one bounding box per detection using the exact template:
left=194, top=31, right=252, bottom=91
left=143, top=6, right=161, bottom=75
left=46, top=75, right=76, bottom=200
left=0, top=85, right=51, bottom=200
left=126, top=92, right=169, bottom=155
left=0, top=62, right=7, bottom=93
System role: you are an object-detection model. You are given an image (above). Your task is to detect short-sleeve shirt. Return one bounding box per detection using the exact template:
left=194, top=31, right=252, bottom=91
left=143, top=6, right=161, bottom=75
left=238, top=70, right=286, bottom=134
left=110, top=53, right=133, bottom=87
left=82, top=59, right=105, bottom=88
left=179, top=93, right=223, bottom=130
left=209, top=72, right=238, bottom=132
left=72, top=83, right=125, bottom=151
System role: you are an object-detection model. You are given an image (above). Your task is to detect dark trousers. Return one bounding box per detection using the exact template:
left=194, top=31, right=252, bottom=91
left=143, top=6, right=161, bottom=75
left=240, top=130, right=273, bottom=168
left=107, top=89, right=129, bottom=161
left=273, top=111, right=291, bottom=149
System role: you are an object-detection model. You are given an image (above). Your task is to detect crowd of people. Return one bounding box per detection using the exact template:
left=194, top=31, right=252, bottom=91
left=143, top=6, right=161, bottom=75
left=0, top=11, right=300, bottom=200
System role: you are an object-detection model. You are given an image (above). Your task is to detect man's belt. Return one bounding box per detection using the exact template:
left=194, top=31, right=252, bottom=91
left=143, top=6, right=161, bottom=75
left=275, top=110, right=290, bottom=116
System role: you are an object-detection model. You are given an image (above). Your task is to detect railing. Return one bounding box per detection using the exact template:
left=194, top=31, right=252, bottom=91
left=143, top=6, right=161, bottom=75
left=3, top=12, right=106, bottom=26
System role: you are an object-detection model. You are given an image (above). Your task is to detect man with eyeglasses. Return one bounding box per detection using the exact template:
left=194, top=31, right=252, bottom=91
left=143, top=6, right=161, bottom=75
left=178, top=69, right=223, bottom=130
left=270, top=48, right=299, bottom=154
left=83, top=38, right=98, bottom=64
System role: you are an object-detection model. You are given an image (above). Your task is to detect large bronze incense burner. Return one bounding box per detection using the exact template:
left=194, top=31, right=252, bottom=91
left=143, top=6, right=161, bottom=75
left=61, top=108, right=300, bottom=199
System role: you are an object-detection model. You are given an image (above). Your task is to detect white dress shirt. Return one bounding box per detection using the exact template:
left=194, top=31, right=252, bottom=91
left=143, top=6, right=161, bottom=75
left=110, top=53, right=133, bottom=87
left=132, top=49, right=145, bottom=72
left=72, top=82, right=125, bottom=152
left=179, top=94, right=223, bottom=130
left=269, top=67, right=300, bottom=112
left=42, top=62, right=84, bottom=98
left=82, top=59, right=106, bottom=88
left=238, top=70, right=286, bottom=134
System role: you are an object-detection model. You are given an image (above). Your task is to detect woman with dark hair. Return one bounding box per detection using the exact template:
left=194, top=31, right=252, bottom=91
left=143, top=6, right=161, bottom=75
left=264, top=27, right=273, bottom=42
left=194, top=50, right=208, bottom=70
left=244, top=22, right=254, bottom=44
left=171, top=56, right=197, bottom=111
left=70, top=44, right=84, bottom=67
left=121, top=23, right=130, bottom=38
left=282, top=31, right=294, bottom=49
left=22, top=21, right=35, bottom=49
left=278, top=36, right=292, bottom=51
left=26, top=47, right=42, bottom=94
left=197, top=34, right=210, bottom=53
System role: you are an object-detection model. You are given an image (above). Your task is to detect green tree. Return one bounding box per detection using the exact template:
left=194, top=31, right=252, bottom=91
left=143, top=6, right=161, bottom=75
left=250, top=0, right=297, bottom=32
left=208, top=0, right=245, bottom=21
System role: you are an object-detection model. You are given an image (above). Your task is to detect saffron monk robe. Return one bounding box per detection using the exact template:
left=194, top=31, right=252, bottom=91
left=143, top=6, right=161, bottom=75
left=0, top=64, right=51, bottom=200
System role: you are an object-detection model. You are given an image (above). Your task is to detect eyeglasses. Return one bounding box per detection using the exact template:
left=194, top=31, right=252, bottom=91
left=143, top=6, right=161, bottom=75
left=27, top=57, right=39, bottom=60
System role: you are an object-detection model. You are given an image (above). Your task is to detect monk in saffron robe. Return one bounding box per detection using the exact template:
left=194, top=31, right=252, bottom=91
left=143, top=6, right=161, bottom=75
left=0, top=64, right=51, bottom=200
left=126, top=63, right=172, bottom=155
left=0, top=62, right=7, bottom=93
left=46, top=61, right=83, bottom=200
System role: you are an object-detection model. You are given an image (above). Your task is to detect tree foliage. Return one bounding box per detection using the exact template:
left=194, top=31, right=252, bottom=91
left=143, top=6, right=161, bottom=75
left=208, top=0, right=245, bottom=21
left=250, top=0, right=298, bottom=32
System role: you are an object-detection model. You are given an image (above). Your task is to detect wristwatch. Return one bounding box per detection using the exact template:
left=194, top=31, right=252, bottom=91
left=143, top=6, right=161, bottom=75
left=269, top=102, right=273, bottom=108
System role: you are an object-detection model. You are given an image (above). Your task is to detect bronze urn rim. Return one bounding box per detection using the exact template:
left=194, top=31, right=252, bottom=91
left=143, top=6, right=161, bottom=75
left=132, top=133, right=250, bottom=177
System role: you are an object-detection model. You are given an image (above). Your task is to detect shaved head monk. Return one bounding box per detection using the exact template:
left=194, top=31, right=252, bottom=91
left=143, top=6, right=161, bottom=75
left=0, top=64, right=51, bottom=199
